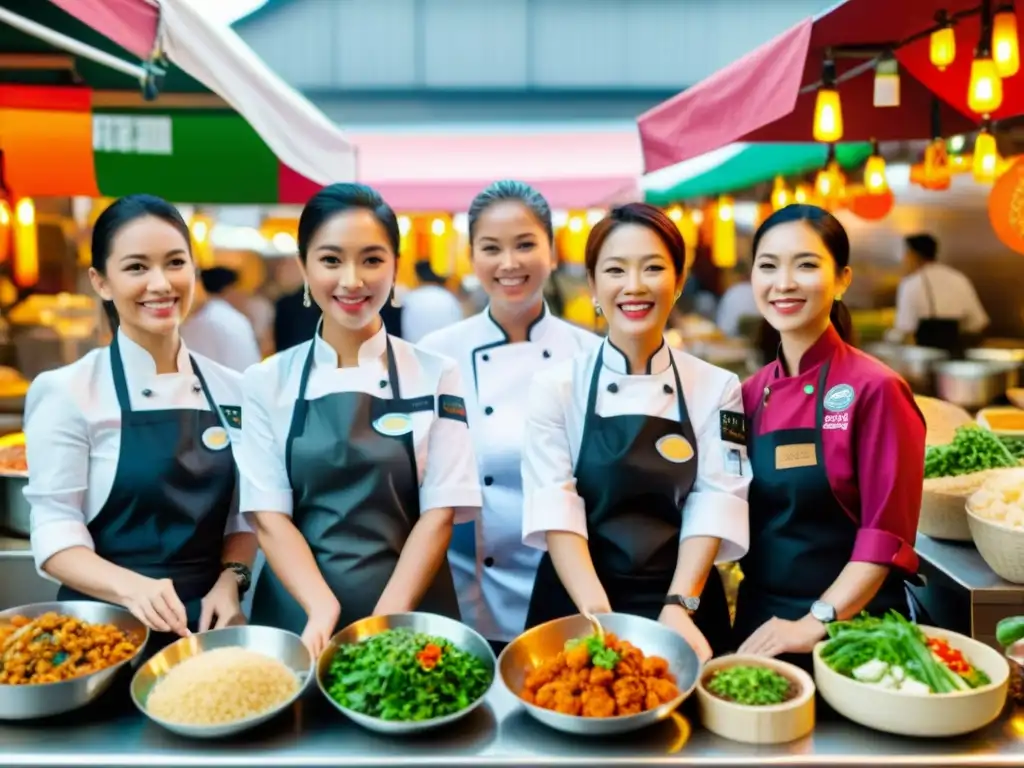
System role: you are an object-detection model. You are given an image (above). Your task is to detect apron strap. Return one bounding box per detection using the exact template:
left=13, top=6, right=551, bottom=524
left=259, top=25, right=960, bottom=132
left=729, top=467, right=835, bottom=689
left=109, top=333, right=133, bottom=412
left=668, top=351, right=689, bottom=427
left=921, top=268, right=936, bottom=319
left=189, top=355, right=229, bottom=431
left=384, top=335, right=401, bottom=399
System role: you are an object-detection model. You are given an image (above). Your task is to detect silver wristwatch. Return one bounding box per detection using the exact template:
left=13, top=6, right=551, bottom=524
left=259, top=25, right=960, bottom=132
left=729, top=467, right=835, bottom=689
left=665, top=594, right=700, bottom=614
left=810, top=600, right=837, bottom=624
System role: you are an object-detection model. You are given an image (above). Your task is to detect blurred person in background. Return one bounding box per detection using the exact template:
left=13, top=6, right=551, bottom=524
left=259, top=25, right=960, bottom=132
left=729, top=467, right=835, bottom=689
left=887, top=233, right=988, bottom=355
left=400, top=261, right=464, bottom=342
left=181, top=267, right=262, bottom=372
left=715, top=262, right=758, bottom=338
left=418, top=180, right=597, bottom=655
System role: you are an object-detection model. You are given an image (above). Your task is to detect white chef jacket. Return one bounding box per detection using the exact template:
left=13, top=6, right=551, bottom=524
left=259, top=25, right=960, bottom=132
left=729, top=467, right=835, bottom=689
left=236, top=323, right=482, bottom=524
left=418, top=305, right=598, bottom=641
left=23, top=331, right=248, bottom=579
left=522, top=337, right=750, bottom=563
left=181, top=297, right=262, bottom=372
left=891, top=263, right=989, bottom=339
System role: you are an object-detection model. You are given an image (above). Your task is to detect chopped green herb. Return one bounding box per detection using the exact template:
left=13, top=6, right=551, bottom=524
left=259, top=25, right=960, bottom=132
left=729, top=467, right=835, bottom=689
left=565, top=633, right=621, bottom=670
left=924, top=425, right=1020, bottom=479
left=705, top=665, right=794, bottom=706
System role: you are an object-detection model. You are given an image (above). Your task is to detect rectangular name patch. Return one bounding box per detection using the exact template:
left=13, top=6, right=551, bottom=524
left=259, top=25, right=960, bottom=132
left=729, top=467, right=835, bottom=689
left=219, top=405, right=242, bottom=429
left=720, top=410, right=746, bottom=445
left=775, top=443, right=817, bottom=471
left=438, top=394, right=467, bottom=423
left=394, top=395, right=435, bottom=415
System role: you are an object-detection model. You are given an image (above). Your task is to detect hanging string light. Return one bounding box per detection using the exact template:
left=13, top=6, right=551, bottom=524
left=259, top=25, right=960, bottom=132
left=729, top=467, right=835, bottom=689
left=930, top=10, right=957, bottom=70
left=813, top=58, right=844, bottom=143
left=969, top=3, right=1004, bottom=115
left=972, top=121, right=1000, bottom=183
left=993, top=2, right=1020, bottom=77
left=771, top=176, right=792, bottom=210
left=864, top=140, right=888, bottom=194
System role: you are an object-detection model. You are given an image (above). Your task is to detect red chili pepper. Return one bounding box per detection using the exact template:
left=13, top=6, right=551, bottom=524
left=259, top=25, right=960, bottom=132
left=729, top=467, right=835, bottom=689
left=927, top=638, right=971, bottom=674
left=416, top=643, right=442, bottom=671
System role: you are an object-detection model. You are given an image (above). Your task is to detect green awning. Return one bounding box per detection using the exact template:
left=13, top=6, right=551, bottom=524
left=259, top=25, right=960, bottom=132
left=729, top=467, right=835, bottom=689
left=643, top=142, right=874, bottom=206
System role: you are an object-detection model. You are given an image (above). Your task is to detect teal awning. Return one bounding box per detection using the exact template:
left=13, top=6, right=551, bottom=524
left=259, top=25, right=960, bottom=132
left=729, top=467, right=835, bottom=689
left=643, top=142, right=874, bottom=205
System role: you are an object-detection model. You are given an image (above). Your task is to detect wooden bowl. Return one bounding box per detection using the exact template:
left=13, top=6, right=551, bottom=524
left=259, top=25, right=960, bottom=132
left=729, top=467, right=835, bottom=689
left=696, top=655, right=815, bottom=745
left=813, top=626, right=1009, bottom=737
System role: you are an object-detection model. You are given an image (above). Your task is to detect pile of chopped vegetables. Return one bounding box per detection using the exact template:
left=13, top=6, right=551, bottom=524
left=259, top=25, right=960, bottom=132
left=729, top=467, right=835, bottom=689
left=924, top=425, right=1023, bottom=479
left=820, top=612, right=990, bottom=694
left=323, top=628, right=492, bottom=722
left=704, top=665, right=795, bottom=706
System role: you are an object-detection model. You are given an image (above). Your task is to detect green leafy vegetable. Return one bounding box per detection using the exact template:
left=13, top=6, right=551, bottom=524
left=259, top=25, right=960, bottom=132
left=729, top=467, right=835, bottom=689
left=565, top=633, right=621, bottom=670
left=705, top=665, right=794, bottom=706
left=820, top=611, right=987, bottom=693
left=1002, top=437, right=1024, bottom=462
left=323, top=628, right=492, bottom=722
left=996, top=616, right=1024, bottom=648
left=924, top=425, right=1020, bottom=478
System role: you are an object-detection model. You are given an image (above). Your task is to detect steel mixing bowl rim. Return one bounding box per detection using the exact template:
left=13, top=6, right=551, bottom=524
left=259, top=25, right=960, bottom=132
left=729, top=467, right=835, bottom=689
left=315, top=612, right=497, bottom=730
left=128, top=625, right=314, bottom=734
left=496, top=613, right=698, bottom=725
left=0, top=601, right=151, bottom=690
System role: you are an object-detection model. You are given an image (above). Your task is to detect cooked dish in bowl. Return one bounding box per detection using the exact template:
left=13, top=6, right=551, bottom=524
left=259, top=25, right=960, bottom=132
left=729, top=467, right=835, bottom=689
left=321, top=627, right=492, bottom=722
left=146, top=646, right=300, bottom=726
left=519, top=631, right=681, bottom=718
left=702, top=664, right=801, bottom=706
left=0, top=612, right=140, bottom=685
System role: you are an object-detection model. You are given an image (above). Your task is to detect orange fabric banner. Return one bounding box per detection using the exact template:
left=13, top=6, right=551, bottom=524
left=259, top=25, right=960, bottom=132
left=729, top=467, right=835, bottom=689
left=0, top=85, right=99, bottom=198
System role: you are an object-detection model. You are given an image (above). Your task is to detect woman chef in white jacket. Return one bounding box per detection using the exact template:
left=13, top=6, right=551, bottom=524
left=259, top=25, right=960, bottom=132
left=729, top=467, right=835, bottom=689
left=522, top=203, right=750, bottom=661
left=24, top=195, right=256, bottom=648
left=238, top=183, right=481, bottom=658
left=418, top=181, right=597, bottom=653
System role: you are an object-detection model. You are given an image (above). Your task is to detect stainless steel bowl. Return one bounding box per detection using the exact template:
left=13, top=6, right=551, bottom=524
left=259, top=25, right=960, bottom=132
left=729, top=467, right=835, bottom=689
left=865, top=343, right=948, bottom=394
left=0, top=600, right=149, bottom=720
left=130, top=625, right=312, bottom=739
left=934, top=360, right=1012, bottom=410
left=966, top=347, right=1024, bottom=389
left=316, top=612, right=496, bottom=734
left=498, top=612, right=699, bottom=736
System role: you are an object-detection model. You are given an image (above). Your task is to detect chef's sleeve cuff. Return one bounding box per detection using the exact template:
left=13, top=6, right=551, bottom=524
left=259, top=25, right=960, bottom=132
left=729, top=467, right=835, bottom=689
left=30, top=520, right=94, bottom=581
left=240, top=480, right=293, bottom=516
left=851, top=528, right=919, bottom=573
left=522, top=487, right=588, bottom=550
left=680, top=491, right=749, bottom=563
left=420, top=486, right=482, bottom=524
left=225, top=509, right=253, bottom=535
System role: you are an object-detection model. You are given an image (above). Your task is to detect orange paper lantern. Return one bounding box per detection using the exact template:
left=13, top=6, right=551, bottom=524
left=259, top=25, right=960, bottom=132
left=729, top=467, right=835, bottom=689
left=988, top=156, right=1024, bottom=254
left=847, top=186, right=895, bottom=221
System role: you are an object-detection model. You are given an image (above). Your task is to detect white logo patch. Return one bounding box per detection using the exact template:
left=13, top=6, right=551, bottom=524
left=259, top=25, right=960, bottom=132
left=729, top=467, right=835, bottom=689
left=202, top=426, right=230, bottom=451
left=372, top=413, right=413, bottom=437
left=823, top=383, right=855, bottom=412
left=656, top=434, right=694, bottom=463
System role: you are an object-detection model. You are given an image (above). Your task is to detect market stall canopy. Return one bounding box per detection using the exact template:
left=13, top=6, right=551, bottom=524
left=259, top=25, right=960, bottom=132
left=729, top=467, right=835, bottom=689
left=0, top=0, right=356, bottom=188
left=637, top=0, right=1014, bottom=173
left=278, top=126, right=643, bottom=211
left=642, top=142, right=874, bottom=206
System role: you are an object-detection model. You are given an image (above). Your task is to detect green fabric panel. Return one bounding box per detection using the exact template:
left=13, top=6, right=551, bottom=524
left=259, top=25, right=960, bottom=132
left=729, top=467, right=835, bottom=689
left=644, top=143, right=874, bottom=205
left=94, top=112, right=280, bottom=203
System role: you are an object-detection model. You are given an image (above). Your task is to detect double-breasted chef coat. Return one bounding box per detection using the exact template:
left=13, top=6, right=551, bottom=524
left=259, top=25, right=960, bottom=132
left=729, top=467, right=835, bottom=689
left=734, top=325, right=927, bottom=668
left=237, top=322, right=482, bottom=633
left=418, top=305, right=598, bottom=643
left=521, top=337, right=750, bottom=655
left=24, top=331, right=247, bottom=647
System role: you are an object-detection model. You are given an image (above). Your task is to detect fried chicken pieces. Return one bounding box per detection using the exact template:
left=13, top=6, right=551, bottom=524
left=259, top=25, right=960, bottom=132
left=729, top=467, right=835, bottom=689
left=0, top=613, right=139, bottom=685
left=520, top=633, right=680, bottom=717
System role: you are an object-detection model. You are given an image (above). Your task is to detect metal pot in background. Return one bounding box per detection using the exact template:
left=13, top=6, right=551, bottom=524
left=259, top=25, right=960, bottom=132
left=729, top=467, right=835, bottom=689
left=864, top=343, right=949, bottom=395
left=966, top=347, right=1024, bottom=390
left=933, top=360, right=1012, bottom=411
left=0, top=474, right=29, bottom=537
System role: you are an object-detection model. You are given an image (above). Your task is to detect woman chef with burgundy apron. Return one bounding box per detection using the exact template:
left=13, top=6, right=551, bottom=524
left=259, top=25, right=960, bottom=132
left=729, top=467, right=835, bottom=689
left=24, top=195, right=256, bottom=653
left=734, top=204, right=928, bottom=671
left=521, top=204, right=750, bottom=662
left=238, top=184, right=481, bottom=659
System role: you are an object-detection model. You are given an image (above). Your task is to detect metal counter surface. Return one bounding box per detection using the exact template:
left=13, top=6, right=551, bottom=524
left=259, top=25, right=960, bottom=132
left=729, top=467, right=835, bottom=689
left=2, top=678, right=1023, bottom=768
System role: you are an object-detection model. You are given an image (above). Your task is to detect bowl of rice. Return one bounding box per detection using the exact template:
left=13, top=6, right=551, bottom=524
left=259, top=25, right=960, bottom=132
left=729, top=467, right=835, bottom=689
left=130, top=625, right=312, bottom=738
left=966, top=468, right=1024, bottom=584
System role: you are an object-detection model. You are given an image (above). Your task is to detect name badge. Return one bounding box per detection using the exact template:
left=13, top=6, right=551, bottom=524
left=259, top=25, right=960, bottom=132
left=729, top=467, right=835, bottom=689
left=720, top=410, right=746, bottom=445
left=775, top=443, right=817, bottom=470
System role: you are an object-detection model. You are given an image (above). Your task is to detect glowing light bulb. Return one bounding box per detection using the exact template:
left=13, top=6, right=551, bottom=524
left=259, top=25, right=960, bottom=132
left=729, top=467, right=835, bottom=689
left=864, top=155, right=888, bottom=193
left=930, top=26, right=956, bottom=70
left=813, top=88, right=844, bottom=143
left=968, top=56, right=1004, bottom=115
left=993, top=8, right=1020, bottom=78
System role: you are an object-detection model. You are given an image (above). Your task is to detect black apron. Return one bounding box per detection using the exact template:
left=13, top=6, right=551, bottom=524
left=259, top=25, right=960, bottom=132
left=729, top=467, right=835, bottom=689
left=914, top=268, right=961, bottom=356
left=58, top=335, right=237, bottom=653
left=525, top=347, right=733, bottom=655
left=249, top=330, right=459, bottom=633
left=733, top=361, right=916, bottom=672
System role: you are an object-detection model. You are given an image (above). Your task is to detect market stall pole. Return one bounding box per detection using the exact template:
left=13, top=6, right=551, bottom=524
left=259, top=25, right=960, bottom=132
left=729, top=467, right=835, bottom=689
left=637, top=0, right=1021, bottom=172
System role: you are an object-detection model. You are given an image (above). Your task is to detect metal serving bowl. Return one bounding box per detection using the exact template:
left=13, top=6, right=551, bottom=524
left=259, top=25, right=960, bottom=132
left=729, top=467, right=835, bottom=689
left=130, top=625, right=313, bottom=739
left=316, top=612, right=496, bottom=734
left=498, top=612, right=699, bottom=736
left=0, top=600, right=149, bottom=720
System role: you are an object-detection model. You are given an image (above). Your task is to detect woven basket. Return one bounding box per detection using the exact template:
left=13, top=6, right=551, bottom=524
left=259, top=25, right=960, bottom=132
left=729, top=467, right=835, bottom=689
left=965, top=505, right=1024, bottom=584
left=919, top=487, right=973, bottom=541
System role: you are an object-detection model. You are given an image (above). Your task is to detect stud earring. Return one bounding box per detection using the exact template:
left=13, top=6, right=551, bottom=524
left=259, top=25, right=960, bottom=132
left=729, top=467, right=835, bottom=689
left=390, top=287, right=400, bottom=308
left=302, top=281, right=311, bottom=308
left=592, top=298, right=602, bottom=317
left=835, top=294, right=844, bottom=302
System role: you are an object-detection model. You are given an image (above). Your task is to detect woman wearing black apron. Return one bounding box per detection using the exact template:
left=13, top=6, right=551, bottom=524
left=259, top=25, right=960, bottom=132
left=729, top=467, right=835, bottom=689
left=734, top=204, right=927, bottom=671
left=238, top=184, right=481, bottom=658
left=24, top=195, right=257, bottom=653
left=521, top=203, right=750, bottom=662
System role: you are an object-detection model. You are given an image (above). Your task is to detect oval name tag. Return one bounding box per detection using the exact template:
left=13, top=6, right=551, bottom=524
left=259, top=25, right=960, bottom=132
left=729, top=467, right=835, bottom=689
left=656, top=434, right=694, bottom=463
left=373, top=413, right=413, bottom=437
left=202, top=426, right=230, bottom=451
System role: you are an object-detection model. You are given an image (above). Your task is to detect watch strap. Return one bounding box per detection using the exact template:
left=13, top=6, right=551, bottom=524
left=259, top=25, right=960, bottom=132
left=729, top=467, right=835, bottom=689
left=665, top=594, right=700, bottom=613
left=223, top=561, right=252, bottom=596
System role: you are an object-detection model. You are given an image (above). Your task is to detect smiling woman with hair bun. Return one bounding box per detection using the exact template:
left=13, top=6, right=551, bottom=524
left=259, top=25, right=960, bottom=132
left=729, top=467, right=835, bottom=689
left=519, top=202, right=751, bottom=663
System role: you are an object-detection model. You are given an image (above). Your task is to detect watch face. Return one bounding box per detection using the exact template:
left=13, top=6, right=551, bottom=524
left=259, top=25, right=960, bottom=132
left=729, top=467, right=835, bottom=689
left=682, top=597, right=700, bottom=611
left=811, top=601, right=836, bottom=622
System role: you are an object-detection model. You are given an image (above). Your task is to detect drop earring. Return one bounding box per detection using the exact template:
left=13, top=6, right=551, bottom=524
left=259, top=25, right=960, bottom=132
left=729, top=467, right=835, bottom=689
left=390, top=287, right=400, bottom=308
left=302, top=281, right=311, bottom=308
left=592, top=298, right=602, bottom=317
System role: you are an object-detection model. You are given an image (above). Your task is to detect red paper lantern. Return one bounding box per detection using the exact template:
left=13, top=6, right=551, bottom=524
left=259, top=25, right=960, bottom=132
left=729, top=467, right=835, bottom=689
left=847, top=187, right=895, bottom=221
left=988, top=156, right=1024, bottom=255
